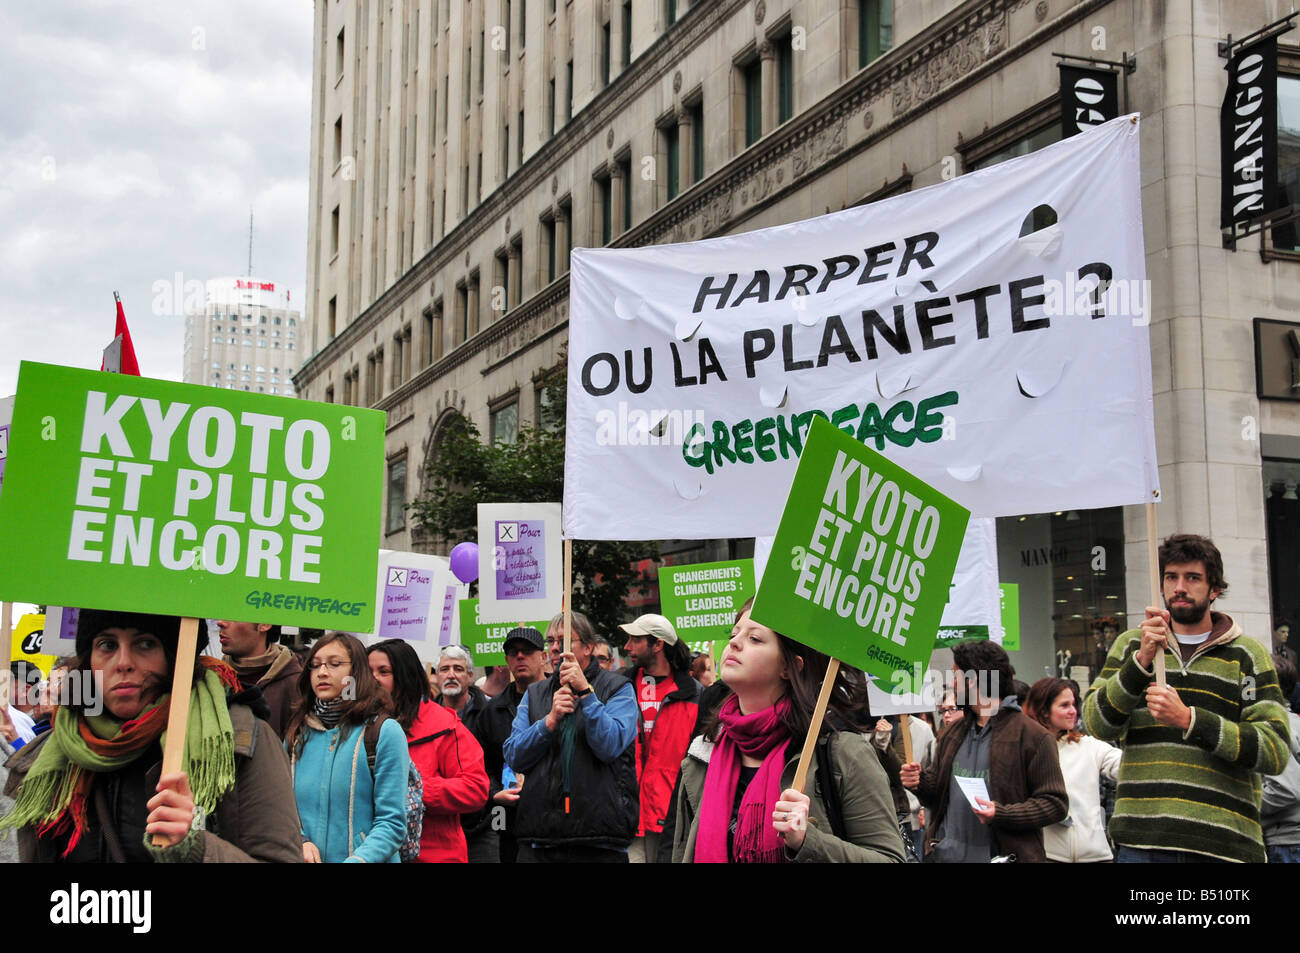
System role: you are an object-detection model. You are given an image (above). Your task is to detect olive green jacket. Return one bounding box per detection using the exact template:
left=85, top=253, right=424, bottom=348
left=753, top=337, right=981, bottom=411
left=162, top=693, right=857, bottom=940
left=671, top=729, right=905, bottom=863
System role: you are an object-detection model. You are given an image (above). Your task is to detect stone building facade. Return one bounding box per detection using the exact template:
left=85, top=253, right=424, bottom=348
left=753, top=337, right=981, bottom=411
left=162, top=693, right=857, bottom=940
left=296, top=0, right=1300, bottom=674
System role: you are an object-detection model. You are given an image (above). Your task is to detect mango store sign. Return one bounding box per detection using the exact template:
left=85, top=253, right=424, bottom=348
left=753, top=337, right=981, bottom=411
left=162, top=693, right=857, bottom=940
left=750, top=417, right=969, bottom=693
left=0, top=362, right=385, bottom=630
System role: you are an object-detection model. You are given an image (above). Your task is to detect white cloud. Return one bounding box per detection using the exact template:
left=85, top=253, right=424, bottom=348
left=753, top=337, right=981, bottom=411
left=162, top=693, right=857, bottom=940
left=0, top=0, right=313, bottom=396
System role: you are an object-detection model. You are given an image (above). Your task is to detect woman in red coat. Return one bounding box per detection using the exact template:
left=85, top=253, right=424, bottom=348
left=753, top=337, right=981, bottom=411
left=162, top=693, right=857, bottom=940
left=368, top=640, right=489, bottom=862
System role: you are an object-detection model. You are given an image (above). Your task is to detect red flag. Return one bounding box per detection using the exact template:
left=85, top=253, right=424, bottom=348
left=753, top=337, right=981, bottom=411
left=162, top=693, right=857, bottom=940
left=102, top=294, right=141, bottom=376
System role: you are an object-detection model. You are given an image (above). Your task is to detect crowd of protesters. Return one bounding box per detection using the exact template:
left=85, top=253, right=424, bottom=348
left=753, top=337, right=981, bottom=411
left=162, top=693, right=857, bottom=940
left=1, top=532, right=1296, bottom=863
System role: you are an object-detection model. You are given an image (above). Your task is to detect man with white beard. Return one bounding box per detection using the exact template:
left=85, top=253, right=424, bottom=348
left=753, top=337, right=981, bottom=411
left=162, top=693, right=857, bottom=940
left=434, top=645, right=496, bottom=861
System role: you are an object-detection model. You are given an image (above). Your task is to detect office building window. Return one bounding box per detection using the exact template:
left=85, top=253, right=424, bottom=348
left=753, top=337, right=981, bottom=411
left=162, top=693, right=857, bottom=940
left=602, top=19, right=611, bottom=86
left=490, top=401, right=518, bottom=444
left=548, top=76, right=556, bottom=136
left=777, top=35, right=794, bottom=124
left=664, top=122, right=680, bottom=200
left=1273, top=74, right=1300, bottom=251
left=858, top=0, right=893, bottom=69
left=331, top=206, right=340, bottom=256
left=559, top=198, right=571, bottom=273
left=544, top=216, right=557, bottom=282
left=621, top=1, right=631, bottom=67
left=618, top=154, right=632, bottom=230
left=493, top=251, right=508, bottom=314
left=336, top=28, right=345, bottom=79
left=333, top=116, right=343, bottom=167
left=967, top=124, right=1061, bottom=171
left=457, top=283, right=469, bottom=343
left=743, top=58, right=762, bottom=146
left=597, top=172, right=612, bottom=244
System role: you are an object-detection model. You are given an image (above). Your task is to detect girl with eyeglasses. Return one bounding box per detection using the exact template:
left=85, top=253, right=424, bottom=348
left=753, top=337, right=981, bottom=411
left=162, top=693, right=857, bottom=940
left=284, top=632, right=410, bottom=863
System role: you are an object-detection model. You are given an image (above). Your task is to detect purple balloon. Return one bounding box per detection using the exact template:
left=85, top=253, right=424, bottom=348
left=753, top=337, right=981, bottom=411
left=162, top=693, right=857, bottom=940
left=449, top=541, right=479, bottom=583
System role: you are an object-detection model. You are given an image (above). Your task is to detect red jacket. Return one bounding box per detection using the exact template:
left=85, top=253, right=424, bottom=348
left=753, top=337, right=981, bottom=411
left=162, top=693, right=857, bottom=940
left=407, top=699, right=489, bottom=863
left=630, top=668, right=700, bottom=836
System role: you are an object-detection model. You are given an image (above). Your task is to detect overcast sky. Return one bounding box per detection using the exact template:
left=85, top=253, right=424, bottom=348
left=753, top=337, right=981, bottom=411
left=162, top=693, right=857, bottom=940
left=0, top=1, right=315, bottom=398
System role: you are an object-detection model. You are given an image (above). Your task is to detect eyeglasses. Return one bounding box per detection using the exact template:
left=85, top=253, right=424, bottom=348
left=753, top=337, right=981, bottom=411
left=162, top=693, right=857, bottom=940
left=938, top=706, right=958, bottom=714
left=544, top=637, right=567, bottom=647
left=309, top=659, right=351, bottom=672
left=594, top=653, right=612, bottom=663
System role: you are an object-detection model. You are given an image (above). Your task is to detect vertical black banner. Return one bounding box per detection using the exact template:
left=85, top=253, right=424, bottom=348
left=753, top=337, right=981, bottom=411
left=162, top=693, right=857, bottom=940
left=1221, top=37, right=1279, bottom=229
left=1059, top=64, right=1119, bottom=138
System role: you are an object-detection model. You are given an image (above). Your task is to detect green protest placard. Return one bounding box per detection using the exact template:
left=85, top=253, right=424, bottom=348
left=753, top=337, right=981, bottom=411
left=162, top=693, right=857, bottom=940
left=1000, top=583, right=1020, bottom=651
left=459, top=598, right=552, bottom=666
left=657, top=558, right=754, bottom=654
left=750, top=416, right=970, bottom=693
left=934, top=583, right=1019, bottom=650
left=0, top=362, right=385, bottom=631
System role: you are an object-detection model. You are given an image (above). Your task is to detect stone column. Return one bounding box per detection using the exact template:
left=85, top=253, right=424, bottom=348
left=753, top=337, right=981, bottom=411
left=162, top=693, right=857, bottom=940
left=556, top=206, right=570, bottom=274
left=677, top=106, right=694, bottom=189
left=611, top=0, right=627, bottom=75
left=507, top=244, right=521, bottom=309
left=611, top=163, right=626, bottom=235
left=759, top=40, right=777, bottom=137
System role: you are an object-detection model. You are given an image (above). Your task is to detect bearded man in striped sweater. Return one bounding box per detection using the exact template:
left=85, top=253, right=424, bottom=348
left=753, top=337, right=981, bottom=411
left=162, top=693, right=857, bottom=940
left=1084, top=534, right=1291, bottom=863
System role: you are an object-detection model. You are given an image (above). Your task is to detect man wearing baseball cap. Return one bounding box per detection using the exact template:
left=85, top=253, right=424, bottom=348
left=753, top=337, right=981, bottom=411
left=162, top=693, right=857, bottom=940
left=481, top=626, right=548, bottom=862
left=618, top=613, right=700, bottom=863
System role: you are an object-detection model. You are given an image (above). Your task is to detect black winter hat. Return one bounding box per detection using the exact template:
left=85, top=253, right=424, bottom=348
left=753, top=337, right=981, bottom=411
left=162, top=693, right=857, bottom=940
left=74, top=609, right=185, bottom=659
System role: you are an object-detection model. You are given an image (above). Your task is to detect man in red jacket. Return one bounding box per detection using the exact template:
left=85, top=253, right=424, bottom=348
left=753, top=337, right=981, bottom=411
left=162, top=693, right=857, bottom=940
left=619, top=614, right=700, bottom=863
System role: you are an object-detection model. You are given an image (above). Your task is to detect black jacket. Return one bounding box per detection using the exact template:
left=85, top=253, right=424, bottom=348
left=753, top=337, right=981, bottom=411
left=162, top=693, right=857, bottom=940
left=513, top=662, right=638, bottom=849
left=481, top=682, right=530, bottom=831
left=435, top=685, right=494, bottom=834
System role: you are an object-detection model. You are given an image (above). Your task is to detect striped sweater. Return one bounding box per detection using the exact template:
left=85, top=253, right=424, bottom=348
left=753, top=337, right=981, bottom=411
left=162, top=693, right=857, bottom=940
left=1083, top=613, right=1292, bottom=863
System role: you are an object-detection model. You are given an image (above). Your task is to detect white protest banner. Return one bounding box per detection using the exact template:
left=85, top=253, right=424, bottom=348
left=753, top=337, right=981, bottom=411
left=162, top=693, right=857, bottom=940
left=477, top=503, right=563, bottom=624
left=367, top=550, right=468, bottom=664
left=564, top=116, right=1157, bottom=540
left=939, top=517, right=1001, bottom=639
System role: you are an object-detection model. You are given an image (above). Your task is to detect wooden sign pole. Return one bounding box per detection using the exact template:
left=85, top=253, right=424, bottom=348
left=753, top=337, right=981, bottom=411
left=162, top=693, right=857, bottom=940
left=0, top=602, right=12, bottom=714
left=151, top=615, right=200, bottom=846
left=1145, top=502, right=1166, bottom=687
left=563, top=538, right=573, bottom=655
left=901, top=712, right=915, bottom=764
left=791, top=657, right=840, bottom=793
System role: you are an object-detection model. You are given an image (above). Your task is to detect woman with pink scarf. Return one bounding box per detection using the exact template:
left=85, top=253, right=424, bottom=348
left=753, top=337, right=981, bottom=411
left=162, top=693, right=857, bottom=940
left=670, top=602, right=904, bottom=863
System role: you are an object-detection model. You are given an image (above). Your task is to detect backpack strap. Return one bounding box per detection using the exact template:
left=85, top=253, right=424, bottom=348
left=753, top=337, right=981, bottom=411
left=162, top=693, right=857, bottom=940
left=815, top=732, right=847, bottom=841
left=363, top=717, right=385, bottom=775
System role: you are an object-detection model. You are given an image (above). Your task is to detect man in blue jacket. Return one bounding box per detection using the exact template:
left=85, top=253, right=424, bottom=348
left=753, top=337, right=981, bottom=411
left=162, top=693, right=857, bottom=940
left=504, top=610, right=638, bottom=862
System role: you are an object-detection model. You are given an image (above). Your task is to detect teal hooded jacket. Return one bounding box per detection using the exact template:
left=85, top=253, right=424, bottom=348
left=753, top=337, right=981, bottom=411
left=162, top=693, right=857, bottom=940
left=290, top=716, right=409, bottom=863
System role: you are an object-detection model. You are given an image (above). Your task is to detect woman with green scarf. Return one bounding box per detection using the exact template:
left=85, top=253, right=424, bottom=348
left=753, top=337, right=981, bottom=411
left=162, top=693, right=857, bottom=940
left=1, top=609, right=303, bottom=862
